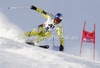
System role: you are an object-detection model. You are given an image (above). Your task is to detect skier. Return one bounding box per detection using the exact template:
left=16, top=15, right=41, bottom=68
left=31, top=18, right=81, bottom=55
left=24, top=5, right=64, bottom=51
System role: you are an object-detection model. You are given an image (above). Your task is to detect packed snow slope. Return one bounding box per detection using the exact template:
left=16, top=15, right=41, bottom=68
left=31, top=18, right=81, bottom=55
left=0, top=37, right=100, bottom=68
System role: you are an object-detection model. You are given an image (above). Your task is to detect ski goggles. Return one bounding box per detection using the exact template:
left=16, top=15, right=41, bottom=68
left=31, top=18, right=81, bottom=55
left=54, top=18, right=62, bottom=23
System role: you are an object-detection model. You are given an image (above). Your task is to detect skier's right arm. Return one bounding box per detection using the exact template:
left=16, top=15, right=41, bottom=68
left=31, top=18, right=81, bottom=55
left=30, top=5, right=53, bottom=19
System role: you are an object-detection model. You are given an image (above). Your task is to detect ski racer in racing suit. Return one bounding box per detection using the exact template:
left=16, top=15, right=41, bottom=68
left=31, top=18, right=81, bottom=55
left=24, top=5, right=64, bottom=51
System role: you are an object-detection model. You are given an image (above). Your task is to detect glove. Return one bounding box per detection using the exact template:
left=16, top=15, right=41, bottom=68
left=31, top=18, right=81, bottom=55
left=30, top=5, right=37, bottom=10
left=59, top=45, right=64, bottom=51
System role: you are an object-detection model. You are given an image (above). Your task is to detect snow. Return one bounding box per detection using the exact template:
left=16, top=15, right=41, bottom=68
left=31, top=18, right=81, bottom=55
left=0, top=37, right=100, bottom=68
left=0, top=12, right=23, bottom=41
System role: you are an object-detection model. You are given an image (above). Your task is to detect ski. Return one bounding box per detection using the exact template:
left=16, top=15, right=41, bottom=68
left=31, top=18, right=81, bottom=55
left=38, top=45, right=49, bottom=49
left=26, top=42, right=49, bottom=49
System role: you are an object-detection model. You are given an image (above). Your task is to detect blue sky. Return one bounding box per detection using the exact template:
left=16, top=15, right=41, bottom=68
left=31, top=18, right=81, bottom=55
left=0, top=0, right=100, bottom=60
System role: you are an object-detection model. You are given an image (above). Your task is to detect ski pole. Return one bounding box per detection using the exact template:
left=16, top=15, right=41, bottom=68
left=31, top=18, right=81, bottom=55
left=8, top=7, right=30, bottom=9
left=52, top=36, right=54, bottom=50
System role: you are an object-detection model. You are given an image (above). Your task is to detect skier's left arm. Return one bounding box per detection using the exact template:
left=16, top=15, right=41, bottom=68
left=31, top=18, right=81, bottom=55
left=57, top=26, right=64, bottom=51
